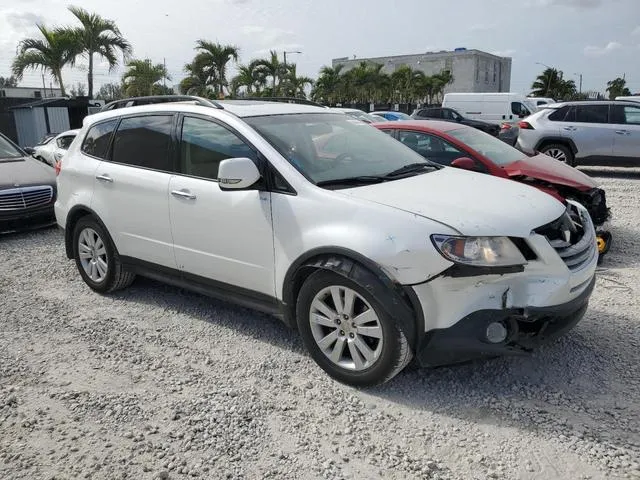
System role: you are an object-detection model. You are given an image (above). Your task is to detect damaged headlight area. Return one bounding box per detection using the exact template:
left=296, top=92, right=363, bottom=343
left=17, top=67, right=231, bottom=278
left=431, top=235, right=527, bottom=268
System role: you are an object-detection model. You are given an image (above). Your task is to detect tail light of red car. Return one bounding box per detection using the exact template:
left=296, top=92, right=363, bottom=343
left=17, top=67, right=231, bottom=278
left=500, top=123, right=512, bottom=131
left=518, top=121, right=534, bottom=130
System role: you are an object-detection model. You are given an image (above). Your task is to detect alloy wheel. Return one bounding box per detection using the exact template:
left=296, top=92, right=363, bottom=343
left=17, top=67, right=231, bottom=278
left=78, top=227, right=108, bottom=283
left=308, top=285, right=383, bottom=371
left=544, top=148, right=567, bottom=162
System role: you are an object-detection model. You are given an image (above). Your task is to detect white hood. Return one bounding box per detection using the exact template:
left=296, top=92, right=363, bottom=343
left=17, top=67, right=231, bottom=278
left=340, top=167, right=566, bottom=238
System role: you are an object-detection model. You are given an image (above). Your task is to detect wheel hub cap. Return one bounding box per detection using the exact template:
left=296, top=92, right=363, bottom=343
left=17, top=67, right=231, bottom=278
left=309, top=286, right=383, bottom=371
left=78, top=227, right=108, bottom=283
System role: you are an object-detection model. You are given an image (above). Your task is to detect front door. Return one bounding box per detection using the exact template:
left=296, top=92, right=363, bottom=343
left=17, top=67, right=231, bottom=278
left=168, top=115, right=275, bottom=297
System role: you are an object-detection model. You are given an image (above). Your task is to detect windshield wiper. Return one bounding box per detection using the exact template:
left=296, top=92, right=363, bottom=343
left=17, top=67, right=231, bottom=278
left=384, top=162, right=441, bottom=178
left=316, top=176, right=387, bottom=187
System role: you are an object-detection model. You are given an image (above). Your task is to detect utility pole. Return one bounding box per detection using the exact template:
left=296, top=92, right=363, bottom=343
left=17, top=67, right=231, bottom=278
left=42, top=73, right=46, bottom=97
left=574, top=73, right=582, bottom=94
left=163, top=57, right=167, bottom=91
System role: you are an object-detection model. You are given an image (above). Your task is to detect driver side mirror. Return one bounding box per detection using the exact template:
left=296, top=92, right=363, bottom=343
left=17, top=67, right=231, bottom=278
left=451, top=157, right=478, bottom=171
left=218, top=157, right=261, bottom=190
left=24, top=147, right=35, bottom=155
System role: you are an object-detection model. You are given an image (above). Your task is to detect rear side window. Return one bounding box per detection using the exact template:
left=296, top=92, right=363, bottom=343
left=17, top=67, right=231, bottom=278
left=574, top=105, right=609, bottom=123
left=81, top=120, right=118, bottom=158
left=111, top=115, right=173, bottom=171
left=548, top=106, right=570, bottom=121
left=56, top=135, right=75, bottom=149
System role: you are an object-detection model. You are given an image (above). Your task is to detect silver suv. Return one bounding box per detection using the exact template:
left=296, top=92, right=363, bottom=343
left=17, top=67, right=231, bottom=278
left=517, top=100, right=640, bottom=167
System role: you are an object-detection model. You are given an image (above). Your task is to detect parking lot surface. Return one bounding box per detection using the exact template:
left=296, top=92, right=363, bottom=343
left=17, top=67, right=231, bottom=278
left=1, top=169, right=639, bottom=480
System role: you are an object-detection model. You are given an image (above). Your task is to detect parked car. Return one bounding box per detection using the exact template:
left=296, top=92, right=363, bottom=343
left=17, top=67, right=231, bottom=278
left=370, top=111, right=412, bottom=121
left=442, top=92, right=538, bottom=125
left=0, top=132, right=57, bottom=233
left=411, top=106, right=500, bottom=136
left=527, top=97, right=556, bottom=108
left=56, top=99, right=598, bottom=386
left=498, top=122, right=519, bottom=146
left=517, top=100, right=640, bottom=167
left=373, top=119, right=611, bottom=257
left=28, top=129, right=79, bottom=167
left=330, top=107, right=386, bottom=123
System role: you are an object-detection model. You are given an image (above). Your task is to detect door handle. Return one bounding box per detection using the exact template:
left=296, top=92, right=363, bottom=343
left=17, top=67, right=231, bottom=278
left=563, top=126, right=577, bottom=131
left=171, top=189, right=196, bottom=200
left=95, top=174, right=113, bottom=183
left=615, top=130, right=630, bottom=135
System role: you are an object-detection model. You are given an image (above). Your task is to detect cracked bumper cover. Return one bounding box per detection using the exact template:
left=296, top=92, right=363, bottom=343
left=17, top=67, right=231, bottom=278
left=414, top=274, right=595, bottom=367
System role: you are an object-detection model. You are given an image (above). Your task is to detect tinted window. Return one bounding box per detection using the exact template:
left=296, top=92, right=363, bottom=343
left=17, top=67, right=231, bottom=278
left=548, top=106, right=570, bottom=121
left=179, top=116, right=256, bottom=180
left=398, top=130, right=465, bottom=166
left=81, top=119, right=118, bottom=159
left=56, top=135, right=75, bottom=149
left=574, top=105, right=608, bottom=123
left=112, top=115, right=173, bottom=171
left=511, top=102, right=531, bottom=116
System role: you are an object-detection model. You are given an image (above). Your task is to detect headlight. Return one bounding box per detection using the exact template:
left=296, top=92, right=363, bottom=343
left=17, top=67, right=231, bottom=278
left=431, top=235, right=527, bottom=267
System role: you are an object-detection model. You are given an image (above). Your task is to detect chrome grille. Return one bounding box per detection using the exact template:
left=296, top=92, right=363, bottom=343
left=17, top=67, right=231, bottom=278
left=0, top=186, right=53, bottom=211
left=535, top=203, right=597, bottom=272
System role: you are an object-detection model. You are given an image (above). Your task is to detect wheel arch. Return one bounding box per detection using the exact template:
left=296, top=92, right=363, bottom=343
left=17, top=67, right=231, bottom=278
left=535, top=137, right=578, bottom=156
left=281, top=247, right=424, bottom=349
left=64, top=205, right=111, bottom=259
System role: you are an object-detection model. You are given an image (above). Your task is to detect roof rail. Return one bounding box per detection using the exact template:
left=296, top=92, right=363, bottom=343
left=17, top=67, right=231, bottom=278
left=241, top=96, right=328, bottom=108
left=100, top=95, right=224, bottom=112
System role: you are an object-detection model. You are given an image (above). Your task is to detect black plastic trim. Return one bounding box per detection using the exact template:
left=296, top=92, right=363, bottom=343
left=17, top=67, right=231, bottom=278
left=442, top=264, right=525, bottom=278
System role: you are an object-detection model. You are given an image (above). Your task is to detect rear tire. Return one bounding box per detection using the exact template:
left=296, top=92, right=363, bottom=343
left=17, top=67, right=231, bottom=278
left=540, top=143, right=575, bottom=166
left=296, top=270, right=413, bottom=387
left=72, top=216, right=135, bottom=293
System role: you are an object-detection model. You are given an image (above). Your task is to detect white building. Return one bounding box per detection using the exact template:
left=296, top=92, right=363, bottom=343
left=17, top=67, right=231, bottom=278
left=332, top=48, right=512, bottom=94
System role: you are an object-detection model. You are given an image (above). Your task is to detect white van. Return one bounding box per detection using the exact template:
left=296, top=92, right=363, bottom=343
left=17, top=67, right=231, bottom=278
left=442, top=93, right=538, bottom=125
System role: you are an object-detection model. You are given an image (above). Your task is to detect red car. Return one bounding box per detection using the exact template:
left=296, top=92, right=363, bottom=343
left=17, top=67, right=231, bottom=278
left=374, top=120, right=611, bottom=256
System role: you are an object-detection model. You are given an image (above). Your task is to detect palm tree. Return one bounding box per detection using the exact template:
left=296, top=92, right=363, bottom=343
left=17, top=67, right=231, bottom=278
left=231, top=64, right=258, bottom=96
left=531, top=68, right=564, bottom=98
left=122, top=59, right=170, bottom=97
left=311, top=64, right=345, bottom=104
left=253, top=50, right=288, bottom=96
left=606, top=77, right=631, bottom=99
left=67, top=6, right=132, bottom=98
left=180, top=53, right=211, bottom=97
left=281, top=65, right=314, bottom=98
left=194, top=40, right=239, bottom=97
left=12, top=25, right=78, bottom=96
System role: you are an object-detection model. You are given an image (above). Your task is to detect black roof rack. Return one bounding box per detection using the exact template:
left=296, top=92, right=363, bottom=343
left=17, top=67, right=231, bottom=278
left=100, top=95, right=224, bottom=112
left=241, top=97, right=328, bottom=108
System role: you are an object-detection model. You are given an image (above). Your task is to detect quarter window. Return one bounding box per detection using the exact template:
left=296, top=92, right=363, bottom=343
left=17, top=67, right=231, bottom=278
left=111, top=115, right=173, bottom=171
left=574, top=105, right=609, bottom=123
left=623, top=105, right=640, bottom=125
left=179, top=116, right=257, bottom=180
left=56, top=135, right=75, bottom=149
left=81, top=119, right=118, bottom=159
left=548, top=106, right=570, bottom=121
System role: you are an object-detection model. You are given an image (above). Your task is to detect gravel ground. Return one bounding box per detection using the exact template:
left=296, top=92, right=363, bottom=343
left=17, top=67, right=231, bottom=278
left=1, top=168, right=639, bottom=480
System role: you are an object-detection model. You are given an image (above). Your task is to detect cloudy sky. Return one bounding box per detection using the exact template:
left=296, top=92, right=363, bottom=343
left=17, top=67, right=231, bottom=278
left=1, top=0, right=639, bottom=95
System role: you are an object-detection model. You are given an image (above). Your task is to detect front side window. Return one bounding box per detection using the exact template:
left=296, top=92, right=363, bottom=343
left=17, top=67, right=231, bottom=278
left=111, top=115, right=173, bottom=171
left=179, top=116, right=257, bottom=180
left=511, top=102, right=531, bottom=117
left=447, top=127, right=524, bottom=166
left=574, top=105, right=609, bottom=123
left=246, top=113, right=437, bottom=185
left=398, top=130, right=465, bottom=166
left=623, top=105, right=640, bottom=125
left=56, top=135, right=75, bottom=149
left=81, top=119, right=118, bottom=159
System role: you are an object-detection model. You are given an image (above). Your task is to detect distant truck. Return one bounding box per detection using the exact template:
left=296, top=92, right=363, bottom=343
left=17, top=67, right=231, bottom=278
left=442, top=92, right=538, bottom=126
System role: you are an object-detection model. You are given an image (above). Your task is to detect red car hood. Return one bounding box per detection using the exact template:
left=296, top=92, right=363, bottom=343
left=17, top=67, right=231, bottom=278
left=504, top=154, right=598, bottom=191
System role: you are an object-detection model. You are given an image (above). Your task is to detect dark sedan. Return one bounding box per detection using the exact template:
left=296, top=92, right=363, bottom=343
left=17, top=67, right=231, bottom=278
left=0, top=132, right=57, bottom=233
left=411, top=106, right=500, bottom=137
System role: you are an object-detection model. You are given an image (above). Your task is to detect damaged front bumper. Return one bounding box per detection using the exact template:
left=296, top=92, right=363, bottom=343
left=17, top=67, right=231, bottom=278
left=414, top=274, right=595, bottom=367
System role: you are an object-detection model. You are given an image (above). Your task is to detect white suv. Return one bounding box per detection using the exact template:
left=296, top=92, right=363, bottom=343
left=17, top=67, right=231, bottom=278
left=55, top=99, right=598, bottom=386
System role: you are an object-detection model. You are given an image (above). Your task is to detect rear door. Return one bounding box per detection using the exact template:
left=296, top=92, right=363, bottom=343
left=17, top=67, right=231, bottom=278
left=90, top=113, right=177, bottom=269
left=610, top=103, right=640, bottom=163
left=556, top=104, right=613, bottom=159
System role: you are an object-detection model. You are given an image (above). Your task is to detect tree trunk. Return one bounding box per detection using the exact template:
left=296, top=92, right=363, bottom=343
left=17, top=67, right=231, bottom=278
left=55, top=69, right=66, bottom=96
left=88, top=52, right=94, bottom=99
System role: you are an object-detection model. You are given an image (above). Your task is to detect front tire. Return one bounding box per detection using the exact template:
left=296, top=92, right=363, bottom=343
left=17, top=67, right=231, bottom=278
left=540, top=143, right=575, bottom=166
left=296, top=270, right=413, bottom=387
left=72, top=216, right=135, bottom=293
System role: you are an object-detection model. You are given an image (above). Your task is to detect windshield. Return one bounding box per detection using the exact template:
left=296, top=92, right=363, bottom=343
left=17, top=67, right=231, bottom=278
left=245, top=113, right=435, bottom=185
left=0, top=135, right=23, bottom=160
left=447, top=127, right=524, bottom=166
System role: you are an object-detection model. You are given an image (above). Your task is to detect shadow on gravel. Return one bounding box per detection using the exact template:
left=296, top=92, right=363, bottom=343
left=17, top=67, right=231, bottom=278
left=112, top=276, right=305, bottom=353
left=579, top=167, right=640, bottom=180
